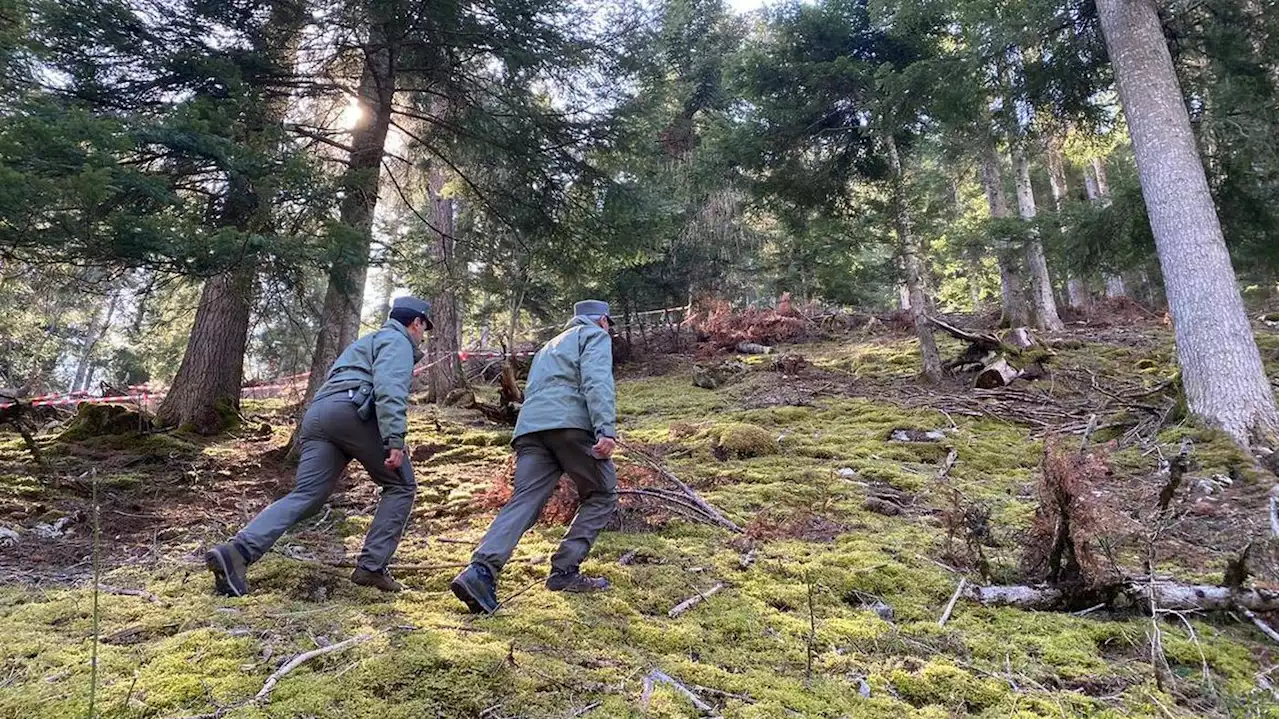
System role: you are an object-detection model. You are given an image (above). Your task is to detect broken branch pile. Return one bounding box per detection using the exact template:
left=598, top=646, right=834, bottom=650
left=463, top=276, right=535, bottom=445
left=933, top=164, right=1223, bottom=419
left=927, top=316, right=1052, bottom=388
left=685, top=293, right=812, bottom=350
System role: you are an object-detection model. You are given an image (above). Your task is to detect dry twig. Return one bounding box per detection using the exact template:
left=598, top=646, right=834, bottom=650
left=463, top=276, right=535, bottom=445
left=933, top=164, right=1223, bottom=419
left=938, top=578, right=966, bottom=627
left=669, top=583, right=724, bottom=618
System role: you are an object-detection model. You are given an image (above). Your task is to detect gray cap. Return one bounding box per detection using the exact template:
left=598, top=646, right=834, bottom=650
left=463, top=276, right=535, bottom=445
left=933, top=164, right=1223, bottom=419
left=574, top=300, right=610, bottom=319
left=391, top=295, right=433, bottom=329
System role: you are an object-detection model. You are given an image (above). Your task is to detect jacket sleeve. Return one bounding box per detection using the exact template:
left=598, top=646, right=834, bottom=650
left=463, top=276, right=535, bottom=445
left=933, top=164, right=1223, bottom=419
left=578, top=327, right=617, bottom=439
left=371, top=331, right=415, bottom=449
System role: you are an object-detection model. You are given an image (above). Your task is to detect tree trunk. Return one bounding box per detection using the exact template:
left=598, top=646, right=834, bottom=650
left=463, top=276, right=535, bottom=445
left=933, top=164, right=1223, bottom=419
left=72, top=288, right=121, bottom=392
left=157, top=264, right=255, bottom=432
left=299, top=26, right=397, bottom=407
left=968, top=255, right=984, bottom=310
left=425, top=166, right=465, bottom=402
left=1082, top=159, right=1127, bottom=298
left=156, top=0, right=306, bottom=433
left=1046, top=145, right=1089, bottom=312
left=373, top=268, right=394, bottom=322
left=979, top=136, right=1030, bottom=327
left=883, top=132, right=941, bottom=383
left=1096, top=0, right=1278, bottom=445
left=1012, top=148, right=1064, bottom=331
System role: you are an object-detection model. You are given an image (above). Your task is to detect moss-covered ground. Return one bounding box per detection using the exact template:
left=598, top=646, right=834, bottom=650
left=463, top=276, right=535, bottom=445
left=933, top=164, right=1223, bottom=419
left=0, top=321, right=1276, bottom=718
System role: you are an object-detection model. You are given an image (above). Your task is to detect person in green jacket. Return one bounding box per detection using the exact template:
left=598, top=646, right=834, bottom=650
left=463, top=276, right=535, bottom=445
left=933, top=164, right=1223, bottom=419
left=204, top=296, right=432, bottom=596
left=450, top=300, right=619, bottom=614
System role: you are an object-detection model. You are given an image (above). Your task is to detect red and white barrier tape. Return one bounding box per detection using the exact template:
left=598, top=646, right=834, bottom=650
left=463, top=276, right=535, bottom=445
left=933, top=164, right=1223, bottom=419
left=1, top=348, right=542, bottom=410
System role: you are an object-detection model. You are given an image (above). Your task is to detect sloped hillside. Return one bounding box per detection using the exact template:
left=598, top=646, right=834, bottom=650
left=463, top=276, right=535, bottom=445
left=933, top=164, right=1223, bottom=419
left=1, top=321, right=1276, bottom=718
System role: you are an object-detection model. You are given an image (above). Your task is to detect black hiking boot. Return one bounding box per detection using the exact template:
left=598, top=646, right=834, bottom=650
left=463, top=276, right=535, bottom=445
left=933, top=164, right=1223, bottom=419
left=545, top=571, right=610, bottom=593
left=450, top=564, right=499, bottom=614
left=205, top=543, right=249, bottom=597
left=351, top=567, right=405, bottom=593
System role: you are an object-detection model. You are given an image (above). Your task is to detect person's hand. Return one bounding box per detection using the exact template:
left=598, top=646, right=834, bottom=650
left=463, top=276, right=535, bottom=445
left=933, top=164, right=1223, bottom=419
left=385, top=447, right=405, bottom=471
left=591, top=436, right=616, bottom=459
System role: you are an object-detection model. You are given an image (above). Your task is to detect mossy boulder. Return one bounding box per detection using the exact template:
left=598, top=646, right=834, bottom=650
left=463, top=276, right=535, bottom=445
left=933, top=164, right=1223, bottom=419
left=693, top=360, right=747, bottom=390
left=710, top=422, right=778, bottom=458
left=58, top=404, right=152, bottom=441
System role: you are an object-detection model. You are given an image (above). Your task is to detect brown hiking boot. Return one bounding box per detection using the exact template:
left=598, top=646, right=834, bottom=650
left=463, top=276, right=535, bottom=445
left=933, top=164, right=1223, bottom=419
left=351, top=567, right=405, bottom=593
left=545, top=571, right=610, bottom=593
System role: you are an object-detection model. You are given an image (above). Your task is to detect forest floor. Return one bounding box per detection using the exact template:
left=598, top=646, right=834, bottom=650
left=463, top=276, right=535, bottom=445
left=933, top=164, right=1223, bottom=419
left=1, top=312, right=1277, bottom=718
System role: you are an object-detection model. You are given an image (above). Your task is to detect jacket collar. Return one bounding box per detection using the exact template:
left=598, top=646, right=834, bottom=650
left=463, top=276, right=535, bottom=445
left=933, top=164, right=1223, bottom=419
left=565, top=315, right=601, bottom=330
left=382, top=319, right=425, bottom=363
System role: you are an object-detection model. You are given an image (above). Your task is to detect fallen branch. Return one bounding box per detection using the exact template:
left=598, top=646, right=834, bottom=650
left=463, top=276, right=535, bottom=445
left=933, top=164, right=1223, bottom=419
left=569, top=700, right=602, bottom=717
left=98, top=585, right=160, bottom=603
left=926, top=316, right=1003, bottom=351
left=669, top=583, right=724, bottom=619
left=647, top=669, right=716, bottom=714
left=257, top=634, right=375, bottom=701
left=963, top=581, right=1278, bottom=612
left=174, top=633, right=382, bottom=719
left=619, top=442, right=743, bottom=533
left=938, top=578, right=967, bottom=627
left=1237, top=605, right=1280, bottom=643
left=434, top=537, right=476, bottom=546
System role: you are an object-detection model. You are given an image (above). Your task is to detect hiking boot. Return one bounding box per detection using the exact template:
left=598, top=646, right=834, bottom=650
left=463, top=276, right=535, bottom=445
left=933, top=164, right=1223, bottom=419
left=450, top=564, right=498, bottom=614
left=205, top=544, right=249, bottom=597
left=545, top=571, right=610, bottom=593
left=351, top=567, right=405, bottom=593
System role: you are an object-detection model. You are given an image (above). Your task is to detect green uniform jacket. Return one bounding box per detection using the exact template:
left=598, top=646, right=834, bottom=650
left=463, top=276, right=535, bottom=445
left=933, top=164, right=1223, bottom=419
left=514, top=316, right=617, bottom=441
left=315, top=320, right=423, bottom=449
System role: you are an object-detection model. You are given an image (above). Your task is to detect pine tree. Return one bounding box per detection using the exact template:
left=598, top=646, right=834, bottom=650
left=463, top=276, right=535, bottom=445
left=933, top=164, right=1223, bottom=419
left=1095, top=0, right=1277, bottom=444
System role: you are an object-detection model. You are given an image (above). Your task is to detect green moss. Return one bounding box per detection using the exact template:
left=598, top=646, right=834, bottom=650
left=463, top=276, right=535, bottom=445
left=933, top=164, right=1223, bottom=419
left=3, top=329, right=1274, bottom=719
left=709, top=422, right=778, bottom=458
left=888, top=659, right=1011, bottom=711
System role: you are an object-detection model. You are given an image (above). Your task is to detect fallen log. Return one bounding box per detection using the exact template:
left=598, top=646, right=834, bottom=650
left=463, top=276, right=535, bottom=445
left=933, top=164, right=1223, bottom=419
left=964, top=581, right=1278, bottom=612
left=974, top=357, right=1022, bottom=389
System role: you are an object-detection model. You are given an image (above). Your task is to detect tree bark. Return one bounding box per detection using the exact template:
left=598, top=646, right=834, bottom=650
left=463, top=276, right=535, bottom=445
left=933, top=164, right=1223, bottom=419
left=157, top=264, right=255, bottom=432
left=1096, top=0, right=1278, bottom=445
left=1012, top=148, right=1064, bottom=330
left=1082, top=159, right=1127, bottom=298
left=979, top=136, right=1029, bottom=327
left=299, top=24, right=397, bottom=408
left=424, top=166, right=465, bottom=401
left=1046, top=145, right=1089, bottom=312
left=883, top=132, right=942, bottom=383
left=156, top=0, right=306, bottom=433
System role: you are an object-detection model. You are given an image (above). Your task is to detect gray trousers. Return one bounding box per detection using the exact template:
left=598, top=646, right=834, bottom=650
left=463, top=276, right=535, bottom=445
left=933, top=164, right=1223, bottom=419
left=472, top=429, right=618, bottom=576
left=233, top=393, right=416, bottom=572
